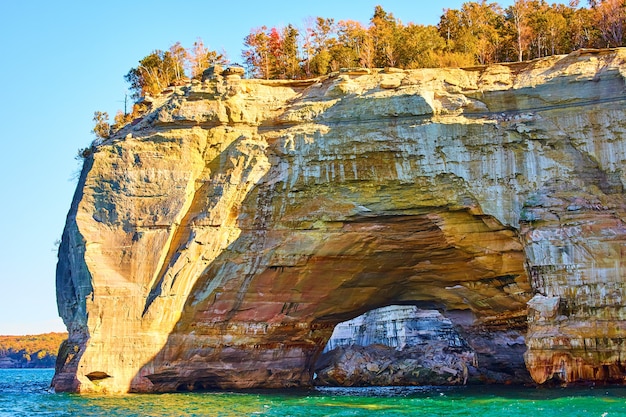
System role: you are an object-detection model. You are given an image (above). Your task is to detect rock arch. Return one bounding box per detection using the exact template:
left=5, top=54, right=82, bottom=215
left=133, top=208, right=530, bottom=391
left=53, top=49, right=626, bottom=393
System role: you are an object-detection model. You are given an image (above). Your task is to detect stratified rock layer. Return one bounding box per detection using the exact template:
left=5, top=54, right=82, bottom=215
left=53, top=49, right=626, bottom=393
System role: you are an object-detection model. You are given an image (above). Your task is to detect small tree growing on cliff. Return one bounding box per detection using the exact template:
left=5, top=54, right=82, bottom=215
left=124, top=48, right=189, bottom=99
left=124, top=50, right=173, bottom=100
left=91, top=111, right=110, bottom=140
left=189, top=38, right=228, bottom=79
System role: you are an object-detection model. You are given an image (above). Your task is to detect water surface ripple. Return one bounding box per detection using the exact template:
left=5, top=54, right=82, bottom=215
left=1, top=369, right=625, bottom=416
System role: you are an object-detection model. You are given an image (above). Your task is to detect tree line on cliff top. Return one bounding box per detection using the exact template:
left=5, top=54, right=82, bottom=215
left=92, top=0, right=625, bottom=139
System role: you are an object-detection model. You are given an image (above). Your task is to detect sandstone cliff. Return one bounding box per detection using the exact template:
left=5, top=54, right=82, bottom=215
left=53, top=48, right=626, bottom=393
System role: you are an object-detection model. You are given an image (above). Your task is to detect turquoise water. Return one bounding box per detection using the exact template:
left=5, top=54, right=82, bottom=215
left=1, top=369, right=626, bottom=416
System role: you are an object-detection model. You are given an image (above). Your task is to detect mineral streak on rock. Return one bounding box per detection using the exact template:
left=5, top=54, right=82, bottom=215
left=53, top=49, right=626, bottom=393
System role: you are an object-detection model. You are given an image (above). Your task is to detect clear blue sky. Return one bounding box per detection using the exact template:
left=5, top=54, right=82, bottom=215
left=0, top=0, right=537, bottom=335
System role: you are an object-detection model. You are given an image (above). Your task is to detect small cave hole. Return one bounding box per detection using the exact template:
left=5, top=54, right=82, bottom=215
left=86, top=371, right=112, bottom=381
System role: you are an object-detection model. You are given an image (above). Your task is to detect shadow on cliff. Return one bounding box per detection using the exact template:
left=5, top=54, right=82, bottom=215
left=53, top=153, right=95, bottom=392
left=128, top=158, right=534, bottom=392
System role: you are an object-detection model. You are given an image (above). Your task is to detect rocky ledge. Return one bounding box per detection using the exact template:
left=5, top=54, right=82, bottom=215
left=53, top=49, right=626, bottom=393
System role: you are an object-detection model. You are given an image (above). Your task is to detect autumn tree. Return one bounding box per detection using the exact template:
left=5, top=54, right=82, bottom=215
left=124, top=41, right=226, bottom=99
left=506, top=0, right=533, bottom=61
left=243, top=26, right=273, bottom=78
left=310, top=17, right=336, bottom=75
left=113, top=110, right=133, bottom=130
left=370, top=5, right=400, bottom=67
left=525, top=1, right=549, bottom=58
left=92, top=111, right=110, bottom=140
left=567, top=3, right=597, bottom=49
left=235, top=2, right=625, bottom=79
left=188, top=38, right=227, bottom=79
left=300, top=18, right=315, bottom=77
left=462, top=1, right=505, bottom=64
left=591, top=0, right=626, bottom=47
left=359, top=32, right=376, bottom=68
left=397, top=24, right=447, bottom=68
left=439, top=8, right=464, bottom=48
left=545, top=5, right=568, bottom=55
left=438, top=6, right=481, bottom=65
left=189, top=39, right=207, bottom=78
left=244, top=26, right=302, bottom=79
left=504, top=1, right=580, bottom=60
left=125, top=50, right=177, bottom=99
left=330, top=20, right=368, bottom=69
left=268, top=27, right=284, bottom=77
left=168, top=42, right=188, bottom=82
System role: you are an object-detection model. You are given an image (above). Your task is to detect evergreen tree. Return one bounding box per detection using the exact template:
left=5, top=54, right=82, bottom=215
left=281, top=25, right=301, bottom=79
left=370, top=5, right=400, bottom=67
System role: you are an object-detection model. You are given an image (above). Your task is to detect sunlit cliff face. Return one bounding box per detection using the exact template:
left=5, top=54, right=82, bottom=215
left=54, top=49, right=626, bottom=393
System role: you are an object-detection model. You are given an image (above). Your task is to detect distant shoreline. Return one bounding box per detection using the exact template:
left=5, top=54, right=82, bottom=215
left=0, top=332, right=66, bottom=369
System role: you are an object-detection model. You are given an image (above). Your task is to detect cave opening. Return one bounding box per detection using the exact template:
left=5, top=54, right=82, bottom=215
left=311, top=303, right=531, bottom=387
left=298, top=211, right=534, bottom=387
left=312, top=304, right=475, bottom=386
left=135, top=211, right=533, bottom=391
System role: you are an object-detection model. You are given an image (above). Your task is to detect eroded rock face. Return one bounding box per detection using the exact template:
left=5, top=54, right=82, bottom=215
left=53, top=49, right=626, bottom=393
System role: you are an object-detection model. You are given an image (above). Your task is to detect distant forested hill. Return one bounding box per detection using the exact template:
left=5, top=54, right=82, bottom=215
left=0, top=332, right=67, bottom=368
